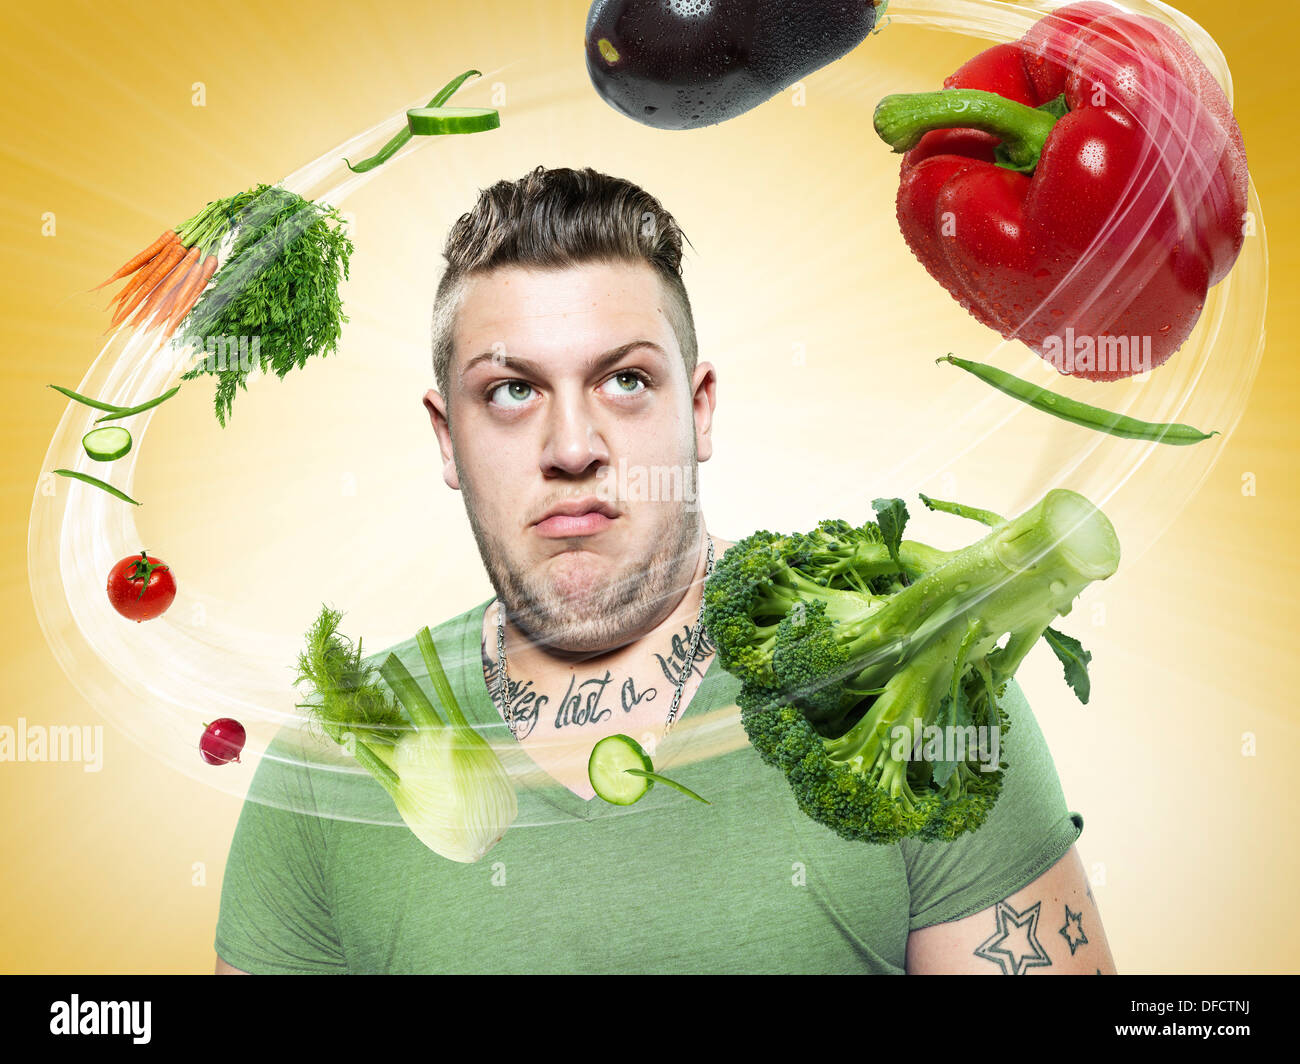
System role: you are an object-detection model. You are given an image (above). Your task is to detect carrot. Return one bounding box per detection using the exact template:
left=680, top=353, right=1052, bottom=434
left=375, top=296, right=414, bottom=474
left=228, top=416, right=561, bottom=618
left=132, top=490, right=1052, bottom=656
left=128, top=266, right=184, bottom=328
left=103, top=245, right=166, bottom=312
left=164, top=254, right=218, bottom=339
left=154, top=255, right=204, bottom=328
left=130, top=245, right=199, bottom=329
left=110, top=240, right=185, bottom=329
left=173, top=254, right=219, bottom=331
left=93, top=229, right=177, bottom=291
left=161, top=265, right=205, bottom=338
left=107, top=243, right=174, bottom=318
left=150, top=263, right=193, bottom=325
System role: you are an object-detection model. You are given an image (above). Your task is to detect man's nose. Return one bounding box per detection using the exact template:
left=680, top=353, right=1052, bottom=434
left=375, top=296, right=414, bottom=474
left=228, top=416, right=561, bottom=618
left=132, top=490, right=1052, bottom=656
left=539, top=391, right=611, bottom=476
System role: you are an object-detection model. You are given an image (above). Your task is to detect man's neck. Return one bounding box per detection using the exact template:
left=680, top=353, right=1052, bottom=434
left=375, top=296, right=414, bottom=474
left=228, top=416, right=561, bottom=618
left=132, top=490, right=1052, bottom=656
left=478, top=534, right=733, bottom=786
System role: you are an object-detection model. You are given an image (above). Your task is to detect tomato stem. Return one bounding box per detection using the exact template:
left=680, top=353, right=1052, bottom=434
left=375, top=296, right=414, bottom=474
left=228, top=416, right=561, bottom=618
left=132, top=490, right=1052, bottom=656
left=127, top=550, right=169, bottom=602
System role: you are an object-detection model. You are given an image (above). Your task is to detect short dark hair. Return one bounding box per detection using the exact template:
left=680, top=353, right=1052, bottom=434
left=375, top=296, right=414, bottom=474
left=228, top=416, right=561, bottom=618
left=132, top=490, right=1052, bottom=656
left=431, top=165, right=696, bottom=412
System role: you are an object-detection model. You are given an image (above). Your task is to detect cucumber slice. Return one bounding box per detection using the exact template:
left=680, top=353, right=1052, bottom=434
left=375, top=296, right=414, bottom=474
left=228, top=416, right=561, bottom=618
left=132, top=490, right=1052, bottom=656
left=588, top=734, right=654, bottom=805
left=588, top=735, right=711, bottom=806
left=406, top=106, right=500, bottom=136
left=82, top=425, right=132, bottom=462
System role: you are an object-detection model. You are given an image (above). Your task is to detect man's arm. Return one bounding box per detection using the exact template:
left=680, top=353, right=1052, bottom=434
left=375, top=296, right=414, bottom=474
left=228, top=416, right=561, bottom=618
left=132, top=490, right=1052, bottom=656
left=906, top=845, right=1115, bottom=974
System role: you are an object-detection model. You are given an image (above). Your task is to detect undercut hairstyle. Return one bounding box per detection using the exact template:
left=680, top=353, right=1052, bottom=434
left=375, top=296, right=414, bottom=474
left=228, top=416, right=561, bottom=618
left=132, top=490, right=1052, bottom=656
left=431, top=165, right=697, bottom=418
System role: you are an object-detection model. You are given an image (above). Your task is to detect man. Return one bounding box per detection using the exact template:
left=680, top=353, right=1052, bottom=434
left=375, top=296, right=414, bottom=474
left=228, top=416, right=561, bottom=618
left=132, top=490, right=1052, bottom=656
left=215, top=165, right=1115, bottom=974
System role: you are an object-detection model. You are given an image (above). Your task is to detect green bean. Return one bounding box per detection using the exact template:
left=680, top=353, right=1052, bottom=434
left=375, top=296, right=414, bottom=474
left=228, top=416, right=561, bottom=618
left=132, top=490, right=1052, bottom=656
left=623, top=770, right=711, bottom=805
left=94, top=385, right=182, bottom=423
left=53, top=469, right=141, bottom=506
left=343, top=69, right=483, bottom=173
left=343, top=127, right=409, bottom=174
left=48, top=384, right=132, bottom=414
left=937, top=354, right=1218, bottom=446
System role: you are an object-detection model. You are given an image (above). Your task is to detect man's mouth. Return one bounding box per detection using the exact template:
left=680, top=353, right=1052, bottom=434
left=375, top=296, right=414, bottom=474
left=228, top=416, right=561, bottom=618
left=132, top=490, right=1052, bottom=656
left=532, top=497, right=621, bottom=538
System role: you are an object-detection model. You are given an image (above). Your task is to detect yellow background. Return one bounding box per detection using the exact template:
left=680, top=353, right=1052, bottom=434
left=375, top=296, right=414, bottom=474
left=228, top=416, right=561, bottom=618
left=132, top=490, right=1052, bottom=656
left=2, top=0, right=1296, bottom=973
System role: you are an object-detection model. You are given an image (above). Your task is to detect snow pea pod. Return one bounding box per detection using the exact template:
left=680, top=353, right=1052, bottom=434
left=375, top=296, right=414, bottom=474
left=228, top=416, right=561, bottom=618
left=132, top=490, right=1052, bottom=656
left=937, top=354, right=1218, bottom=445
left=343, top=69, right=483, bottom=173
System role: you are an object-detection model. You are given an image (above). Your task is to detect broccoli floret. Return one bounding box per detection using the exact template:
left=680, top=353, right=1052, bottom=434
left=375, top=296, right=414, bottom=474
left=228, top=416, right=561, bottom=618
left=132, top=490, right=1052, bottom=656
left=701, top=527, right=876, bottom=694
left=707, top=489, right=1120, bottom=845
left=770, top=597, right=885, bottom=734
left=797, top=519, right=884, bottom=593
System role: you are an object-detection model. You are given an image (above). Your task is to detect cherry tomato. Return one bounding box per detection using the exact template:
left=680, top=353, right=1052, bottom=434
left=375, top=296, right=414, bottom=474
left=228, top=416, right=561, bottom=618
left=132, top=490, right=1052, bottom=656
left=106, top=550, right=176, bottom=622
left=200, top=719, right=246, bottom=765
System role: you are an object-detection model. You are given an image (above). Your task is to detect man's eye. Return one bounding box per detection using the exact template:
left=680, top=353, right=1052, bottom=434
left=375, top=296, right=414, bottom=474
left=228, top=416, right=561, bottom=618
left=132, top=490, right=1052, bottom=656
left=488, top=381, right=536, bottom=408
left=601, top=371, right=649, bottom=396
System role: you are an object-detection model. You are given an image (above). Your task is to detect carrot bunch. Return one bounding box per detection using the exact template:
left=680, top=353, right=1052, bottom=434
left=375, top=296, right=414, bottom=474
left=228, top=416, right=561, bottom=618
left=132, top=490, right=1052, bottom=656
left=94, top=191, right=255, bottom=339
left=93, top=183, right=354, bottom=426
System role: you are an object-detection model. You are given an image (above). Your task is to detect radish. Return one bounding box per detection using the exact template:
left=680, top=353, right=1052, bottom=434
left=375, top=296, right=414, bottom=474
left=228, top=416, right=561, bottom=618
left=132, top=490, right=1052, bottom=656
left=200, top=719, right=246, bottom=765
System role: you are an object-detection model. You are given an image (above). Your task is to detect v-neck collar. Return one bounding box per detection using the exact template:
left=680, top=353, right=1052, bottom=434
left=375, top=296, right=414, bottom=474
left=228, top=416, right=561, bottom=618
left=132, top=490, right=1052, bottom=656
left=456, top=595, right=725, bottom=821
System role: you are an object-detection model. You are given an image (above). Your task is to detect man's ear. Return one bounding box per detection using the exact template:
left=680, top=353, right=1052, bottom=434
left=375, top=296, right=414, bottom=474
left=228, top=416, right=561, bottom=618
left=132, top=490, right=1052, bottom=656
left=691, top=361, right=717, bottom=463
left=423, top=389, right=460, bottom=490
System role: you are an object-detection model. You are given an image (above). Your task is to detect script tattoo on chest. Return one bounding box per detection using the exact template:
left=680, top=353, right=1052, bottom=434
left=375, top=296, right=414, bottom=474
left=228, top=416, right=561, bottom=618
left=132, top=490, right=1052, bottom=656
left=481, top=647, right=544, bottom=739
left=656, top=626, right=716, bottom=688
left=480, top=624, right=716, bottom=739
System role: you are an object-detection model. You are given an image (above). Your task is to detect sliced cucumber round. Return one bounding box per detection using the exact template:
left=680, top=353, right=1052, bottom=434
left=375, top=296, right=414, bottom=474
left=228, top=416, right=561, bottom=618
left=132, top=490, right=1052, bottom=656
left=82, top=425, right=132, bottom=462
left=588, top=734, right=654, bottom=805
left=406, top=106, right=500, bottom=136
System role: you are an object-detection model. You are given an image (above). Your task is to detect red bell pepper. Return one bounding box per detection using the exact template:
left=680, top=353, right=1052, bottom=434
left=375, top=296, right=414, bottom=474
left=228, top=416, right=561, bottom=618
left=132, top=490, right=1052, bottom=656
left=873, top=1, right=1248, bottom=381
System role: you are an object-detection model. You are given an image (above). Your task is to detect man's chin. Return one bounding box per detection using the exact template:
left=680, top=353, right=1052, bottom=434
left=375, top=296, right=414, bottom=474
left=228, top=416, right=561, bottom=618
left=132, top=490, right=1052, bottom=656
left=535, top=549, right=620, bottom=593
left=514, top=575, right=645, bottom=653
left=513, top=601, right=625, bottom=656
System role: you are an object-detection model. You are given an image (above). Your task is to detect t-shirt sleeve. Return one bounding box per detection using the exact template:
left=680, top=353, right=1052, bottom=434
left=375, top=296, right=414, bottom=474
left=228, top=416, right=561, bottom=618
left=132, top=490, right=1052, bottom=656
left=214, top=727, right=350, bottom=974
left=898, top=678, right=1084, bottom=931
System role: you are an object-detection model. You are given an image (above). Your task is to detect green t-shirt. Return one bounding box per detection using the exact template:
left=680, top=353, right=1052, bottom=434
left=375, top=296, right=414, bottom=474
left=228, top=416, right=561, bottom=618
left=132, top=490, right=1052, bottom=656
left=215, top=596, right=1083, bottom=974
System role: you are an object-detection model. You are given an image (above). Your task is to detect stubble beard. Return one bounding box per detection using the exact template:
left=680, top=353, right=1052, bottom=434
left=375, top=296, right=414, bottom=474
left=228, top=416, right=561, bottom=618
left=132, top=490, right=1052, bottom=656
left=457, top=456, right=703, bottom=659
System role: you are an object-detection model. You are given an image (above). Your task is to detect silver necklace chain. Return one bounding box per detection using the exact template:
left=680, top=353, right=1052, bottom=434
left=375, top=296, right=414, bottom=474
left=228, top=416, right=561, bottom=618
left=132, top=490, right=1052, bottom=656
left=492, top=536, right=716, bottom=741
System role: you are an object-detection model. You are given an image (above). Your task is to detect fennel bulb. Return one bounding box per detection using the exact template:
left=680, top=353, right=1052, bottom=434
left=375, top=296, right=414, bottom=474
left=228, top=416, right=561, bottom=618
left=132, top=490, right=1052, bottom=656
left=381, top=726, right=517, bottom=862
left=296, top=608, right=517, bottom=862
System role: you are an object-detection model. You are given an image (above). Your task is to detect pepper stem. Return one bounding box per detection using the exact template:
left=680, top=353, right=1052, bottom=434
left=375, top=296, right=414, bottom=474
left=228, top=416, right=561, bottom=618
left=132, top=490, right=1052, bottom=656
left=873, top=89, right=1063, bottom=173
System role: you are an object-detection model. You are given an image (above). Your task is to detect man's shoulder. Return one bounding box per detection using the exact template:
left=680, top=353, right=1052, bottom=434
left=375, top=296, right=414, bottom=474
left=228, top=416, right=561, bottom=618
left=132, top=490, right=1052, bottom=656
left=250, top=596, right=494, bottom=811
left=358, top=596, right=493, bottom=671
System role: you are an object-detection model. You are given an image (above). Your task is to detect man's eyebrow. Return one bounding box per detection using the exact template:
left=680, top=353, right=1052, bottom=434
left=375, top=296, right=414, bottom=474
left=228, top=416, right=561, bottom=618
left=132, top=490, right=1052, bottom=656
left=461, top=340, right=667, bottom=378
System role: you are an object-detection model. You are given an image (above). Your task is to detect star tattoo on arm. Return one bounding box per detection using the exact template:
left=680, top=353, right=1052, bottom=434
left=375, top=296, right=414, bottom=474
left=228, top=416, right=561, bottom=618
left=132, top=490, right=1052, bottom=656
left=1059, top=904, right=1088, bottom=955
left=973, top=900, right=1054, bottom=975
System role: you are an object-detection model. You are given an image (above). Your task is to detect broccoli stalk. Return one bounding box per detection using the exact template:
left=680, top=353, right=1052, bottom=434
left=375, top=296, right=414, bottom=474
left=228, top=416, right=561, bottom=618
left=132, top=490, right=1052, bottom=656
left=798, top=487, right=1118, bottom=695
left=704, top=488, right=1120, bottom=845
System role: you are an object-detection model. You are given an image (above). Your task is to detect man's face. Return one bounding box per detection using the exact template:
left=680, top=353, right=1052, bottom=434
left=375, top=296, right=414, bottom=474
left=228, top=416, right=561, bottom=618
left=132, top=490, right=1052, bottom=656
left=425, top=260, right=715, bottom=658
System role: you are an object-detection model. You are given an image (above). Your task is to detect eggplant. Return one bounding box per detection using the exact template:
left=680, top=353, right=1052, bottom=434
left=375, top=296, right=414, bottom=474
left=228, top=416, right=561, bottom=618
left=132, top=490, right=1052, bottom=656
left=585, top=0, right=885, bottom=130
